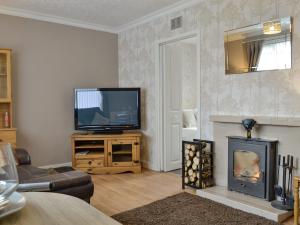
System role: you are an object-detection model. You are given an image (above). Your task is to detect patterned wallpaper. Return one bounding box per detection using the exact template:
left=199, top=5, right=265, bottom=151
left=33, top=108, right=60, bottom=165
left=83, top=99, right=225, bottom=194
left=119, top=0, right=300, bottom=169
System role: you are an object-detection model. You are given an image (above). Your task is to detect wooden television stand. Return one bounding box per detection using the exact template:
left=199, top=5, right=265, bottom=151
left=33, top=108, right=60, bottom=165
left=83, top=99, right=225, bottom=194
left=71, top=132, right=142, bottom=174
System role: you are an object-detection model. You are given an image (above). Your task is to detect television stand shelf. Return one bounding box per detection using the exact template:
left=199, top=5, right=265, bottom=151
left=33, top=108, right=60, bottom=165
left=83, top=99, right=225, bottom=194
left=71, top=132, right=142, bottom=174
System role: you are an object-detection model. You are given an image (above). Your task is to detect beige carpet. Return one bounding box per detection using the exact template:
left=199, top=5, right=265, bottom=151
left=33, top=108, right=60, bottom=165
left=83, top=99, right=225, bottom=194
left=112, top=192, right=280, bottom=225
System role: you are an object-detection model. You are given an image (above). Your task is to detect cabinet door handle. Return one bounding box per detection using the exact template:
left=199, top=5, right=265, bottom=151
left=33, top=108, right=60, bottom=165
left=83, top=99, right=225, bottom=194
left=88, top=161, right=92, bottom=165
left=108, top=152, right=112, bottom=156
left=133, top=160, right=140, bottom=163
left=0, top=139, right=2, bottom=142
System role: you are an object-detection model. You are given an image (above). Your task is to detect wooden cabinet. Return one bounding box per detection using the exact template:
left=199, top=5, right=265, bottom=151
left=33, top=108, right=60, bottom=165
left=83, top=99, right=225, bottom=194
left=0, top=128, right=17, bottom=147
left=0, top=50, right=12, bottom=100
left=0, top=49, right=17, bottom=146
left=71, top=132, right=142, bottom=174
left=107, top=139, right=140, bottom=167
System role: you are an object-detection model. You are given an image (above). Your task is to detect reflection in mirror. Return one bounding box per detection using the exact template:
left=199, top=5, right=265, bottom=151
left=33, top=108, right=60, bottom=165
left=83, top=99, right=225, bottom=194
left=224, top=17, right=292, bottom=75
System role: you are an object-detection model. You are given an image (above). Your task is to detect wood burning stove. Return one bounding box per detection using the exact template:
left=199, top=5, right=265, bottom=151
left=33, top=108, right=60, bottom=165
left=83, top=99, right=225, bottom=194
left=228, top=136, right=278, bottom=201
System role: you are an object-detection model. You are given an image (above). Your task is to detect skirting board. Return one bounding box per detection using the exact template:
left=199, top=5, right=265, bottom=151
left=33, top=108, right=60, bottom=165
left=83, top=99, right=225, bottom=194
left=39, top=162, right=72, bottom=169
left=196, top=186, right=293, bottom=223
left=141, top=160, right=160, bottom=171
left=40, top=161, right=159, bottom=171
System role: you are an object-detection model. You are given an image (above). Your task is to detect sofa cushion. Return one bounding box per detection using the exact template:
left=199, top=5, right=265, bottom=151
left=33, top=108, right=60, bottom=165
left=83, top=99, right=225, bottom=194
left=17, top=165, right=50, bottom=182
left=17, top=166, right=91, bottom=191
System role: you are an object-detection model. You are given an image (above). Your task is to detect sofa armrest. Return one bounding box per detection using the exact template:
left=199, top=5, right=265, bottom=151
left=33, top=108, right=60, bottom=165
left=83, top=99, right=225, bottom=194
left=17, top=182, right=51, bottom=192
left=14, top=148, right=31, bottom=165
left=50, top=171, right=92, bottom=191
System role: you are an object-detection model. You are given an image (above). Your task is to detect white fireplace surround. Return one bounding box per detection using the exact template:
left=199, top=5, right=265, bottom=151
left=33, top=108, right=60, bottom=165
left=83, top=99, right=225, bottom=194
left=211, top=115, right=300, bottom=127
left=195, top=114, right=300, bottom=222
left=211, top=115, right=300, bottom=187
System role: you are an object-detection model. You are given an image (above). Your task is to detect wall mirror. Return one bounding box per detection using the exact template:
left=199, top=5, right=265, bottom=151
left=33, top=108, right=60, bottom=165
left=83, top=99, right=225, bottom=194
left=224, top=17, right=292, bottom=75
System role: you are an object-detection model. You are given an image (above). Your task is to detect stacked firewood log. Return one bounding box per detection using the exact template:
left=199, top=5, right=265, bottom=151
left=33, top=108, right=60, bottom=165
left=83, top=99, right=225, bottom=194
left=183, top=141, right=214, bottom=189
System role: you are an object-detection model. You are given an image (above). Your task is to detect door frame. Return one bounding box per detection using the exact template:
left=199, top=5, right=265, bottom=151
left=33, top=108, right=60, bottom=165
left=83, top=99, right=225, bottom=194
left=154, top=31, right=201, bottom=171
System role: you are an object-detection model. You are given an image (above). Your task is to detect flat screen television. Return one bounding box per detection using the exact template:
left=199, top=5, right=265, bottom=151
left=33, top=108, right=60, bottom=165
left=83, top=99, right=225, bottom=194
left=74, top=88, right=141, bottom=132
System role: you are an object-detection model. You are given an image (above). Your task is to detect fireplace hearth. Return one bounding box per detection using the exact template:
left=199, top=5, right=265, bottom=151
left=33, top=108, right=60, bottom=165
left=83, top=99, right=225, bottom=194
left=228, top=136, right=278, bottom=201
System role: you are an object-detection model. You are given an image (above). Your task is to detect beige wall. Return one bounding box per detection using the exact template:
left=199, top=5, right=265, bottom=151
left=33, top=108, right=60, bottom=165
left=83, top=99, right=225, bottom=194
left=119, top=0, right=300, bottom=170
left=0, top=14, right=118, bottom=166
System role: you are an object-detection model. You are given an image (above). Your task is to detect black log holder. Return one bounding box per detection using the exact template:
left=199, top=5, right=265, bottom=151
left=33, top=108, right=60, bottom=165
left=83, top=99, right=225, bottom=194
left=271, top=154, right=294, bottom=211
left=182, top=139, right=214, bottom=190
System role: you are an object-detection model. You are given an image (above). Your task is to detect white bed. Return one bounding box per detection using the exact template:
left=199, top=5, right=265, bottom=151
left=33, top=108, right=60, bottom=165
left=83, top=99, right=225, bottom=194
left=182, top=109, right=198, bottom=141
left=182, top=127, right=197, bottom=141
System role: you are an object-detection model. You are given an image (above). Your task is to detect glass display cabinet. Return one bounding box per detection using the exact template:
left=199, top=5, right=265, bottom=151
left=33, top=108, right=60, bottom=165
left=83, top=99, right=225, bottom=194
left=0, top=50, right=12, bottom=128
left=108, top=139, right=140, bottom=167
left=0, top=49, right=16, bottom=148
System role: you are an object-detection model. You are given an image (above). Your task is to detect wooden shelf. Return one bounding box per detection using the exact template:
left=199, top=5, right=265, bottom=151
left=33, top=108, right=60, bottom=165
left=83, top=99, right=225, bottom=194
left=0, top=99, right=11, bottom=103
left=0, top=128, right=17, bottom=131
left=75, top=145, right=104, bottom=149
left=112, top=150, right=132, bottom=155
left=0, top=49, right=15, bottom=144
left=75, top=152, right=104, bottom=159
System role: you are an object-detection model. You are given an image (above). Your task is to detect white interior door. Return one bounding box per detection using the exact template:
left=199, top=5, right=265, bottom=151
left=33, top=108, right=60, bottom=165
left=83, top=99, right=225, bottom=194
left=163, top=44, right=183, bottom=171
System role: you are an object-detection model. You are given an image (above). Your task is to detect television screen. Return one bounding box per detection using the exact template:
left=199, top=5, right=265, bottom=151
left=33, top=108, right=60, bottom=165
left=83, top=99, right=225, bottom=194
left=74, top=88, right=141, bottom=131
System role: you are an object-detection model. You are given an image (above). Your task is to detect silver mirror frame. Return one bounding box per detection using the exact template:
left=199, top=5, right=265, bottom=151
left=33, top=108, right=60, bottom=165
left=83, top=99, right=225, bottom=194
left=224, top=17, right=292, bottom=75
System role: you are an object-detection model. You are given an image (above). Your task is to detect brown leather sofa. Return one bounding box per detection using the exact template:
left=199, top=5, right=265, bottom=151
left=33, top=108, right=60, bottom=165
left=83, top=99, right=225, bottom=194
left=14, top=148, right=94, bottom=203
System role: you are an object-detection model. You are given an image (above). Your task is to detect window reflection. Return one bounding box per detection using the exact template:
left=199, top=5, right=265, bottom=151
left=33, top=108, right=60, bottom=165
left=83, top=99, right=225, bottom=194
left=257, top=39, right=291, bottom=71
left=76, top=89, right=103, bottom=111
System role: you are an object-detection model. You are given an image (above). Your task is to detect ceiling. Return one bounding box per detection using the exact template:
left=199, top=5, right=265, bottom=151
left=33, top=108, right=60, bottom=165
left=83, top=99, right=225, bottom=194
left=0, top=0, right=196, bottom=33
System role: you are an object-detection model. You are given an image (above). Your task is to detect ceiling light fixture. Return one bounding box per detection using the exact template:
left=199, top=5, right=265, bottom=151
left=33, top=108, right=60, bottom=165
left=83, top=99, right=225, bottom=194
left=263, top=21, right=281, bottom=34
left=263, top=0, right=281, bottom=35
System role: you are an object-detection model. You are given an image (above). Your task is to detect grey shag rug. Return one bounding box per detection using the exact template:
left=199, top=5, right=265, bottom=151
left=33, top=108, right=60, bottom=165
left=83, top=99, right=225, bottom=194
left=112, top=192, right=280, bottom=225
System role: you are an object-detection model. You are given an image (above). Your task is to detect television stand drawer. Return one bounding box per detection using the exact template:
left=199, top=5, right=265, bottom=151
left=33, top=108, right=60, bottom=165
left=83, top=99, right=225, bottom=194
left=76, top=159, right=104, bottom=168
left=78, top=168, right=96, bottom=174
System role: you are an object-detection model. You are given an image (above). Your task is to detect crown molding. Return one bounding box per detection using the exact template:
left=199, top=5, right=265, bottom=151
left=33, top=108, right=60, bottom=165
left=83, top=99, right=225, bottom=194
left=0, top=5, right=118, bottom=34
left=0, top=0, right=202, bottom=34
left=116, top=0, right=202, bottom=33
